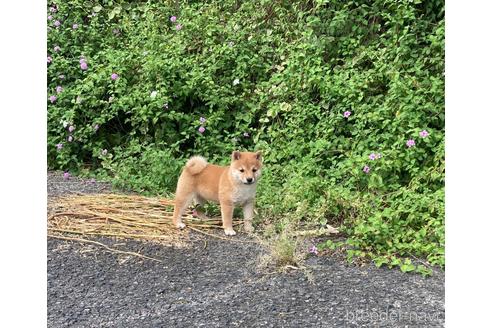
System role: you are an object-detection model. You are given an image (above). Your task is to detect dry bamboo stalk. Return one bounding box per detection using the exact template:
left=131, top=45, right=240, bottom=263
left=48, top=234, right=163, bottom=262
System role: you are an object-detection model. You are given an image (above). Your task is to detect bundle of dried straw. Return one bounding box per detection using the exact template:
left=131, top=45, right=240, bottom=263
left=48, top=193, right=239, bottom=244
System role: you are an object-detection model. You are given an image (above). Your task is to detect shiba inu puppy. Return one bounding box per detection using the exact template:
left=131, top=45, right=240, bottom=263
left=172, top=151, right=262, bottom=235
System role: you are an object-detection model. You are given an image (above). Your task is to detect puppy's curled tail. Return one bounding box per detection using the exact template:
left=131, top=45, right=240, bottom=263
left=184, top=156, right=208, bottom=175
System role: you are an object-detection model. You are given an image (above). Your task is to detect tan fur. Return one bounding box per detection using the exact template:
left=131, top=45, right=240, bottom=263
left=172, top=151, right=262, bottom=235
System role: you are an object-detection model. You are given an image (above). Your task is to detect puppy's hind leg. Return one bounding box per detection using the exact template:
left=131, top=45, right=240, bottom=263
left=172, top=191, right=194, bottom=229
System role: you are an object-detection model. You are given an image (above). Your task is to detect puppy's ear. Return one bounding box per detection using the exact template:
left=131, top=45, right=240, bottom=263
left=232, top=151, right=241, bottom=161
left=255, top=151, right=262, bottom=160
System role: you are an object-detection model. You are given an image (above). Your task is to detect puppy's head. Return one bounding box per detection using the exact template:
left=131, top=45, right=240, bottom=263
left=230, top=151, right=262, bottom=185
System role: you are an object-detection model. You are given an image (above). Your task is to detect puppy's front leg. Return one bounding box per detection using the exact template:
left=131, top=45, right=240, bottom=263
left=243, top=201, right=255, bottom=233
left=220, top=202, right=236, bottom=236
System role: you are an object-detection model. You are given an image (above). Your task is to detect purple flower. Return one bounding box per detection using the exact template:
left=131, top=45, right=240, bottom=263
left=47, top=56, right=52, bottom=64
left=199, top=117, right=206, bottom=123
left=94, top=124, right=99, bottom=131
left=176, top=24, right=183, bottom=31
left=406, top=139, right=416, bottom=148
left=111, top=73, right=119, bottom=80
left=101, top=149, right=108, bottom=156
left=72, top=23, right=78, bottom=29
left=419, top=130, right=429, bottom=138
left=68, top=125, right=75, bottom=132
left=363, top=165, right=370, bottom=174
left=48, top=15, right=53, bottom=20
left=369, top=153, right=376, bottom=160
left=63, top=172, right=70, bottom=180
left=192, top=209, right=198, bottom=217
left=58, top=74, right=65, bottom=80
left=67, top=136, right=73, bottom=142
left=343, top=111, right=351, bottom=118
left=198, top=126, right=205, bottom=133
left=56, top=143, right=63, bottom=150
left=54, top=46, right=61, bottom=52
left=243, top=132, right=250, bottom=137
left=170, top=16, right=177, bottom=23
left=56, top=86, right=63, bottom=93
left=79, top=58, right=86, bottom=64
left=308, top=245, right=319, bottom=255
left=49, top=95, right=57, bottom=103
left=50, top=7, right=57, bottom=13
left=80, top=62, right=88, bottom=70
left=54, top=20, right=61, bottom=27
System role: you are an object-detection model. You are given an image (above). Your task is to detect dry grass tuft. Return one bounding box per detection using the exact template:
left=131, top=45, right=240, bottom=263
left=47, top=193, right=235, bottom=247
left=257, top=231, right=305, bottom=272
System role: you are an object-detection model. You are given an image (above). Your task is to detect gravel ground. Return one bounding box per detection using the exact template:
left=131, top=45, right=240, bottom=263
left=47, top=171, right=445, bottom=327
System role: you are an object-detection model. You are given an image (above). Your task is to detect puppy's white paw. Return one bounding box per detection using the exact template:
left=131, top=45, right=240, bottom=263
left=224, top=228, right=236, bottom=236
left=176, top=222, right=186, bottom=229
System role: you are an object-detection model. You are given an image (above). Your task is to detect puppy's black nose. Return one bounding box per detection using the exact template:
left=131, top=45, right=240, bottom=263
left=246, top=178, right=253, bottom=183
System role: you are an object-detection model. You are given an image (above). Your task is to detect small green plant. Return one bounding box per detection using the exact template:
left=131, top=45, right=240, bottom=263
left=270, top=235, right=298, bottom=267
left=257, top=223, right=303, bottom=271
left=257, top=218, right=320, bottom=281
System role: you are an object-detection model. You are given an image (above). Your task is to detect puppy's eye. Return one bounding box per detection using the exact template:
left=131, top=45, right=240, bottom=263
left=252, top=168, right=257, bottom=172
left=239, top=168, right=244, bottom=173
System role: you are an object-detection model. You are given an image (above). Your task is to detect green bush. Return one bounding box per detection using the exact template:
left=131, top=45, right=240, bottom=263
left=47, top=0, right=444, bottom=273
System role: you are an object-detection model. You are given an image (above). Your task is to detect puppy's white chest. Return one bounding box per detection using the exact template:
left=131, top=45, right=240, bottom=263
left=232, top=185, right=256, bottom=205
